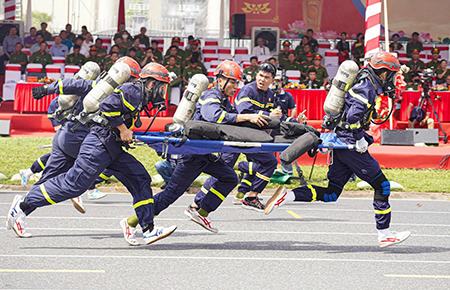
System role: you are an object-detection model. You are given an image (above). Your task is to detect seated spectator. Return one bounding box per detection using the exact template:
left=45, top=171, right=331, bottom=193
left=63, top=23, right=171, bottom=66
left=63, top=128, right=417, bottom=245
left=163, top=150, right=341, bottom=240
left=102, top=51, right=119, bottom=71
left=130, top=38, right=145, bottom=60
left=352, top=33, right=365, bottom=67
left=183, top=55, right=204, bottom=85
left=65, top=23, right=76, bottom=42
left=150, top=40, right=163, bottom=63
left=109, top=44, right=121, bottom=56
left=65, top=44, right=86, bottom=66
left=185, top=35, right=195, bottom=51
left=80, top=33, right=94, bottom=57
left=435, top=74, right=450, bottom=91
left=2, top=27, right=22, bottom=58
left=9, top=42, right=28, bottom=73
left=243, top=56, right=259, bottom=84
left=113, top=36, right=129, bottom=56
left=29, top=42, right=53, bottom=70
left=426, top=48, right=441, bottom=72
left=267, top=56, right=279, bottom=69
left=165, top=37, right=185, bottom=60
left=436, top=60, right=449, bottom=85
left=50, top=36, right=69, bottom=57
left=164, top=55, right=182, bottom=87
left=114, top=24, right=133, bottom=42
left=127, top=47, right=140, bottom=62
left=282, top=52, right=302, bottom=71
left=303, top=68, right=322, bottom=89
left=86, top=46, right=102, bottom=64
left=30, top=34, right=45, bottom=54
left=184, top=39, right=202, bottom=64
left=140, top=48, right=156, bottom=67
left=306, top=29, right=318, bottom=52
left=311, top=54, right=328, bottom=86
left=37, top=22, right=52, bottom=41
left=336, top=32, right=350, bottom=64
left=278, top=40, right=292, bottom=68
left=405, top=49, right=425, bottom=86
left=134, top=26, right=150, bottom=48
left=252, top=37, right=271, bottom=57
left=389, top=33, right=403, bottom=52
left=69, top=36, right=84, bottom=53
left=163, top=45, right=183, bottom=66
left=93, top=38, right=107, bottom=57
left=80, top=25, right=90, bottom=38
left=24, top=27, right=38, bottom=48
left=406, top=32, right=423, bottom=57
left=297, top=43, right=312, bottom=63
left=60, top=30, right=73, bottom=51
left=294, top=35, right=310, bottom=56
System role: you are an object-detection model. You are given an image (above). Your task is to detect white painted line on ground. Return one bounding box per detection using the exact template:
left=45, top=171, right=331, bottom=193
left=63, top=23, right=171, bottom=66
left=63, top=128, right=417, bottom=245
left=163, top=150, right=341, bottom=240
left=1, top=227, right=448, bottom=238
left=384, top=274, right=450, bottom=279
left=0, top=254, right=449, bottom=264
left=0, top=268, right=105, bottom=273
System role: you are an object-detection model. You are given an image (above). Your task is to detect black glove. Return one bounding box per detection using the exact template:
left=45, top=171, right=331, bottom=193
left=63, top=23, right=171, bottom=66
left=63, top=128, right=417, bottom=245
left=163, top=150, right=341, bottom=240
left=32, top=86, right=49, bottom=100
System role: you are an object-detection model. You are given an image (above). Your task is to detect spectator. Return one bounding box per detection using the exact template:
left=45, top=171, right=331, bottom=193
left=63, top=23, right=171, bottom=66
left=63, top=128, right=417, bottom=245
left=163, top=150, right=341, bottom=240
left=94, top=38, right=107, bottom=57
left=306, top=29, right=318, bottom=52
left=184, top=39, right=202, bottom=64
left=303, top=52, right=314, bottom=67
left=405, top=49, right=425, bottom=86
left=69, top=36, right=84, bottom=53
left=9, top=43, right=28, bottom=73
left=65, top=23, right=76, bottom=42
left=166, top=37, right=185, bottom=60
left=140, top=48, right=156, bottom=67
left=49, top=36, right=69, bottom=57
left=164, top=55, right=182, bottom=87
left=185, top=35, right=195, bottom=50
left=282, top=52, right=301, bottom=71
left=65, top=44, right=86, bottom=66
left=278, top=40, right=292, bottom=68
left=303, top=68, right=322, bottom=89
left=113, top=36, right=129, bottom=56
left=102, top=51, right=119, bottom=71
left=389, top=33, right=403, bottom=52
left=30, top=34, right=45, bottom=54
left=80, top=33, right=94, bottom=57
left=294, top=35, right=310, bottom=56
left=243, top=56, right=259, bottom=84
left=29, top=42, right=53, bottom=69
left=267, top=56, right=279, bottom=69
left=127, top=47, right=140, bottom=62
left=426, top=48, right=441, bottom=72
left=150, top=40, right=163, bottom=63
left=352, top=33, right=365, bottom=67
left=406, top=32, right=423, bottom=57
left=183, top=55, right=204, bottom=85
left=80, top=25, right=89, bottom=38
left=114, top=24, right=132, bottom=42
left=336, top=32, right=350, bottom=64
left=109, top=44, right=122, bottom=56
left=436, top=60, right=449, bottom=85
left=252, top=37, right=271, bottom=56
left=163, top=45, right=183, bottom=66
left=2, top=27, right=22, bottom=58
left=59, top=30, right=73, bottom=51
left=86, top=46, right=102, bottom=65
left=311, top=54, right=328, bottom=86
left=130, top=38, right=145, bottom=60
left=297, top=43, right=312, bottom=63
left=134, top=26, right=150, bottom=48
left=24, top=27, right=38, bottom=48
left=37, top=22, right=52, bottom=41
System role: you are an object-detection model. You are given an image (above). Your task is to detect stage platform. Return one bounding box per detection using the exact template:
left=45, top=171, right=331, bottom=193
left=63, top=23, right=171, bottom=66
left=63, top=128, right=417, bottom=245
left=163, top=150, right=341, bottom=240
left=0, top=111, right=448, bottom=170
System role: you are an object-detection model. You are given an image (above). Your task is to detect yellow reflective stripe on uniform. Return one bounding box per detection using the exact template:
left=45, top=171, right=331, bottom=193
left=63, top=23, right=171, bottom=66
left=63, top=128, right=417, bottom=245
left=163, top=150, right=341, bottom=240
left=242, top=179, right=252, bottom=186
left=113, top=88, right=121, bottom=93
left=217, top=111, right=227, bottom=123
left=349, top=122, right=361, bottom=129
left=307, top=184, right=317, bottom=201
left=348, top=89, right=369, bottom=106
left=266, top=102, right=274, bottom=108
left=200, top=186, right=209, bottom=194
left=102, top=111, right=121, bottom=117
left=210, top=187, right=225, bottom=201
left=249, top=162, right=253, bottom=175
left=58, top=79, right=64, bottom=94
left=374, top=208, right=392, bottom=215
left=133, top=198, right=154, bottom=209
left=121, top=93, right=135, bottom=111
left=47, top=114, right=53, bottom=118
left=99, top=173, right=110, bottom=181
left=198, top=98, right=221, bottom=105
left=40, top=184, right=56, bottom=205
left=92, top=80, right=97, bottom=87
left=234, top=97, right=251, bottom=105
left=37, top=158, right=45, bottom=170
left=255, top=172, right=270, bottom=182
left=250, top=99, right=265, bottom=108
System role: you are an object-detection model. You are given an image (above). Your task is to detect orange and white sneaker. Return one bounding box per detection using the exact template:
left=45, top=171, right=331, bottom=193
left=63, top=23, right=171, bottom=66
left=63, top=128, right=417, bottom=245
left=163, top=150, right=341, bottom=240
left=120, top=218, right=139, bottom=246
left=71, top=196, right=86, bottom=214
left=264, top=186, right=288, bottom=215
left=184, top=206, right=218, bottom=233
left=6, top=195, right=32, bottom=238
left=378, top=231, right=411, bottom=248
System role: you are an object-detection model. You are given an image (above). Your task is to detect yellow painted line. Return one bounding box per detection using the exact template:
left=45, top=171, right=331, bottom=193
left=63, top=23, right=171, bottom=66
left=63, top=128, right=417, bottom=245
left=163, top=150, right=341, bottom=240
left=287, top=210, right=301, bottom=219
left=0, top=269, right=105, bottom=273
left=384, top=274, right=450, bottom=279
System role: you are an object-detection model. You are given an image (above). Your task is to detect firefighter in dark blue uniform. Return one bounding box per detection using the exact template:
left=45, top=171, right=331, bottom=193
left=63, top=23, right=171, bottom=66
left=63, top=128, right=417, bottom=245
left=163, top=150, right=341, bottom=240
left=264, top=51, right=411, bottom=248
left=7, top=63, right=177, bottom=245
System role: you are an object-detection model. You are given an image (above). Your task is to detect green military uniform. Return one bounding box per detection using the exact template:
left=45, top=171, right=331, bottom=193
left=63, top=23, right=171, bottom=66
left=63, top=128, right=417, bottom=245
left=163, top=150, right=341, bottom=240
left=282, top=61, right=302, bottom=71
left=9, top=51, right=28, bottom=71
left=165, top=65, right=182, bottom=87
left=278, top=50, right=291, bottom=68
left=405, top=59, right=425, bottom=83
left=86, top=56, right=103, bottom=66
left=152, top=49, right=163, bottom=64
left=135, top=35, right=150, bottom=48
left=302, top=79, right=322, bottom=89
left=65, top=53, right=86, bottom=66
left=406, top=42, right=423, bottom=57
left=183, top=64, right=204, bottom=82
left=426, top=60, right=440, bottom=72
left=312, top=65, right=328, bottom=84
left=294, top=45, right=304, bottom=58
left=243, top=65, right=259, bottom=83
left=29, top=52, right=53, bottom=70
left=163, top=54, right=183, bottom=66
left=96, top=47, right=107, bottom=57
left=352, top=42, right=365, bottom=67
left=102, top=57, right=115, bottom=71
left=435, top=68, right=450, bottom=85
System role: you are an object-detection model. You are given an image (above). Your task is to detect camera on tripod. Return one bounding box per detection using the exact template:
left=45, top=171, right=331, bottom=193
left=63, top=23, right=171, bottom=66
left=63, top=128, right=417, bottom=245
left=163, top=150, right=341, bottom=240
left=416, top=68, right=435, bottom=92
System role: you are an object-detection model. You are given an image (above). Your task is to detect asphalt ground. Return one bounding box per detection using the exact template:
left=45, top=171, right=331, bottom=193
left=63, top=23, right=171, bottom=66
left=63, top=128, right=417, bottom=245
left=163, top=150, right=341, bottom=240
left=0, top=190, right=449, bottom=290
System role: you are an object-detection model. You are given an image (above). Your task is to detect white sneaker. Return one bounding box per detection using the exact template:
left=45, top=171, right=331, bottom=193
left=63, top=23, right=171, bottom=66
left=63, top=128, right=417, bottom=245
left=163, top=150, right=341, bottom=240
left=86, top=189, right=107, bottom=200
left=119, top=218, right=139, bottom=246
left=71, top=196, right=86, bottom=214
left=378, top=231, right=411, bottom=248
left=264, top=186, right=288, bottom=215
left=6, top=195, right=32, bottom=238
left=142, top=225, right=177, bottom=245
left=19, top=170, right=29, bottom=187
left=184, top=206, right=218, bottom=233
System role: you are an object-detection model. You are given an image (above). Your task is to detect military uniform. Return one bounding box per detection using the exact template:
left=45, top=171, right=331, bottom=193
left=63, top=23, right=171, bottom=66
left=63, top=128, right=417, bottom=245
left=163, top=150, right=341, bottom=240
left=65, top=53, right=86, bottom=66
left=9, top=51, right=28, bottom=72
left=281, top=61, right=301, bottom=71
left=278, top=50, right=291, bottom=68
left=405, top=59, right=425, bottom=83
left=183, top=64, right=204, bottom=83
left=303, top=78, right=322, bottom=89
left=152, top=49, right=163, bottom=64
left=435, top=68, right=450, bottom=85
left=312, top=65, right=328, bottom=84
left=29, top=52, right=53, bottom=70
left=406, top=41, right=423, bottom=57
left=86, top=56, right=103, bottom=66
left=165, top=64, right=182, bottom=87
left=163, top=54, right=183, bottom=66
left=243, top=65, right=258, bottom=83
left=102, top=57, right=115, bottom=71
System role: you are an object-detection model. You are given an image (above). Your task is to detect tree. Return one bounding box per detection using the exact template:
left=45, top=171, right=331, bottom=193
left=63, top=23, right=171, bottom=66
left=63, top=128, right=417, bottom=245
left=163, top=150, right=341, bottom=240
left=32, top=11, right=52, bottom=29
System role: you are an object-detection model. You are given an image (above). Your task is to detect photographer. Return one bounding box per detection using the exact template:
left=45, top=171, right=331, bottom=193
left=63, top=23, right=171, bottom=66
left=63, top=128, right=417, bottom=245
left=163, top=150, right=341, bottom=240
left=407, top=96, right=434, bottom=129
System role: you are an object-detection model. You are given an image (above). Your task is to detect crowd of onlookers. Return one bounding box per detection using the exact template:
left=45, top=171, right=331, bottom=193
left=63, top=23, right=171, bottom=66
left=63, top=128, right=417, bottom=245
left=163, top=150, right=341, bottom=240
left=2, top=22, right=449, bottom=90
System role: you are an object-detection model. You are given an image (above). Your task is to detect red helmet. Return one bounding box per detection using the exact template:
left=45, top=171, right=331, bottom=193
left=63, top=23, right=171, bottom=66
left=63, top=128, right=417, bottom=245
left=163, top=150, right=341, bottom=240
left=139, top=62, right=171, bottom=83
left=214, top=60, right=242, bottom=81
left=368, top=51, right=400, bottom=72
left=116, top=56, right=141, bottom=78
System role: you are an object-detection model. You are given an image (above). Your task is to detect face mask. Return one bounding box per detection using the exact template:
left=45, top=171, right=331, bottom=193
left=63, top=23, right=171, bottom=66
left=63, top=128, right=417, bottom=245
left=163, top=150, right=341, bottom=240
left=122, top=34, right=128, bottom=39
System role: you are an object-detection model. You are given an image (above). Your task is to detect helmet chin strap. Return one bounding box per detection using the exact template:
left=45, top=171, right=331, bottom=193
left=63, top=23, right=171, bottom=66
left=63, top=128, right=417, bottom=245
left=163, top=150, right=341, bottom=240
left=217, top=76, right=230, bottom=95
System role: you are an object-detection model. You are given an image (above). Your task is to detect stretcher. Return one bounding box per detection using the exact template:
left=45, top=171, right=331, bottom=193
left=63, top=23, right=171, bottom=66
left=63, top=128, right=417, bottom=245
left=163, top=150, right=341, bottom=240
left=135, top=132, right=354, bottom=156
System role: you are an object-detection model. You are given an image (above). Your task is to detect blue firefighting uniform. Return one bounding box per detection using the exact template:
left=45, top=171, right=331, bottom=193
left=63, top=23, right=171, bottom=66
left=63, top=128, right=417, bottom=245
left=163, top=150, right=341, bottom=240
left=290, top=72, right=392, bottom=230
left=152, top=87, right=238, bottom=214
left=274, top=89, right=296, bottom=122
left=21, top=82, right=155, bottom=230
left=195, top=81, right=278, bottom=203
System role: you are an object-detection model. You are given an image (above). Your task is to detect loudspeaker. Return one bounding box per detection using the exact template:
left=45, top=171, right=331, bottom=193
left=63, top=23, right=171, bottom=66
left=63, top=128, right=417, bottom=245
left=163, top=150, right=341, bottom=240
left=381, top=129, right=439, bottom=146
left=0, top=120, right=11, bottom=136
left=231, top=14, right=246, bottom=38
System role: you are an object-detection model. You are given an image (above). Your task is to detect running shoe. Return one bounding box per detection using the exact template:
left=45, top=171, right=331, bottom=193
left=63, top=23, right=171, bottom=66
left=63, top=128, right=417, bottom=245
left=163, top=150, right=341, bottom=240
left=378, top=231, right=411, bottom=248
left=6, top=195, right=31, bottom=238
left=143, top=225, right=177, bottom=245
left=241, top=196, right=265, bottom=212
left=119, top=218, right=139, bottom=246
left=264, top=186, right=288, bottom=215
left=86, top=189, right=107, bottom=200
left=71, top=196, right=86, bottom=214
left=184, top=206, right=218, bottom=233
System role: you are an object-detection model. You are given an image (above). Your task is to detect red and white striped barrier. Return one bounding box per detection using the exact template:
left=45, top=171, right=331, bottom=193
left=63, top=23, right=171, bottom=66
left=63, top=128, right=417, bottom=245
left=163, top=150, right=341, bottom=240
left=364, top=0, right=381, bottom=58
left=5, top=64, right=21, bottom=83
left=4, top=0, right=16, bottom=20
